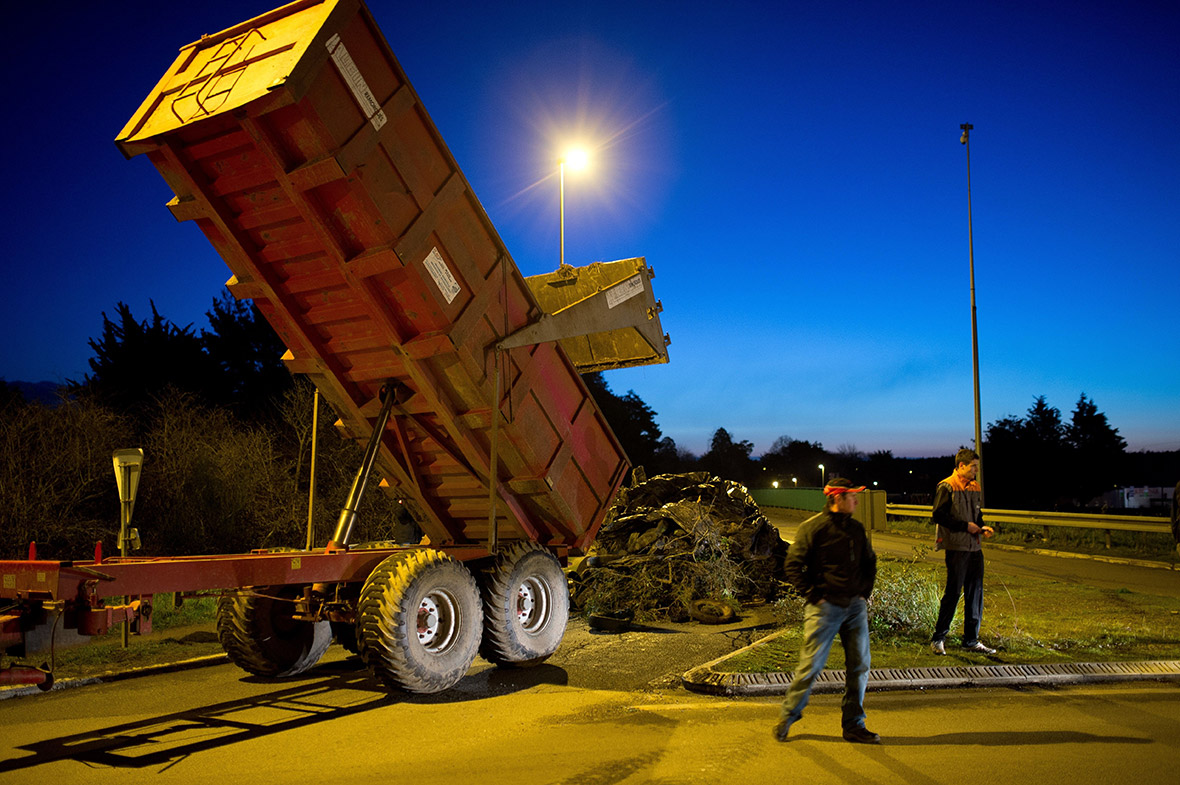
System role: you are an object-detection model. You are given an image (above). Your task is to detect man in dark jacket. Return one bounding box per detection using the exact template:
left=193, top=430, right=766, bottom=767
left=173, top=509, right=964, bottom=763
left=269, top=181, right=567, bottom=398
left=774, top=478, right=879, bottom=744
left=930, top=448, right=996, bottom=655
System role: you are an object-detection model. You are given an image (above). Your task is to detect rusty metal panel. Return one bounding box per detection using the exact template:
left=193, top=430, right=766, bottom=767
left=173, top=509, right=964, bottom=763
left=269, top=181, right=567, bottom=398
left=522, top=258, right=670, bottom=372
left=116, top=0, right=629, bottom=552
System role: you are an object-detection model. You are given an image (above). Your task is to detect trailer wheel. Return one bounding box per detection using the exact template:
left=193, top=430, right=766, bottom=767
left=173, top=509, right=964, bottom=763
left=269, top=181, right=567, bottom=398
left=357, top=550, right=482, bottom=693
left=216, top=586, right=331, bottom=677
left=479, top=542, right=569, bottom=667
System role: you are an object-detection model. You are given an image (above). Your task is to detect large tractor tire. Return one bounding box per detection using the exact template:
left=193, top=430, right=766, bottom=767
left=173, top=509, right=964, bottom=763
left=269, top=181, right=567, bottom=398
left=356, top=549, right=483, bottom=694
left=479, top=542, right=569, bottom=667
left=216, top=586, right=331, bottom=678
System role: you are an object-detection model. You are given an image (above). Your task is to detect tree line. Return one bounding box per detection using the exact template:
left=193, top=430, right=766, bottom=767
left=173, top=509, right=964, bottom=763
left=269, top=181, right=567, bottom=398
left=3, top=294, right=1176, bottom=560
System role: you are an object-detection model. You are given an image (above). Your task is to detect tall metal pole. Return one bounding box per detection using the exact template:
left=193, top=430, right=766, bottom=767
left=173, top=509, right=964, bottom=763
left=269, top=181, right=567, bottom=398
left=559, top=158, right=566, bottom=268
left=305, top=387, right=320, bottom=551
left=961, top=122, right=983, bottom=498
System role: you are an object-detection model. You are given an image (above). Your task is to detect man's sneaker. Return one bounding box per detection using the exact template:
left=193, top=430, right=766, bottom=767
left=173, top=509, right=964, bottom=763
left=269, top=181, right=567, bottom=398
left=772, top=720, right=793, bottom=742
left=962, top=641, right=996, bottom=654
left=843, top=726, right=881, bottom=744
left=931, top=640, right=946, bottom=655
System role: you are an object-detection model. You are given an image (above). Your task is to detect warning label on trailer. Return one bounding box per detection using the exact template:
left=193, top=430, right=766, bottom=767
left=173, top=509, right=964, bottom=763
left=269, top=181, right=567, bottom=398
left=606, top=274, right=644, bottom=309
left=326, top=33, right=387, bottom=131
left=423, top=248, right=461, bottom=304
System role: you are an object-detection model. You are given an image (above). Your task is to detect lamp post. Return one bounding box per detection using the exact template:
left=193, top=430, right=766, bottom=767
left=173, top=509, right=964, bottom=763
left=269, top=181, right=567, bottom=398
left=792, top=477, right=797, bottom=487
left=960, top=122, right=984, bottom=497
left=112, top=448, right=144, bottom=648
left=818, top=464, right=825, bottom=486
left=558, top=148, right=589, bottom=268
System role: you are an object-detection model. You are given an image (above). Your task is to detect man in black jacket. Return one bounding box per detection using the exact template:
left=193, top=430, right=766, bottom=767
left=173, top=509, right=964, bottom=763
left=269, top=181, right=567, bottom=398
left=774, top=478, right=879, bottom=744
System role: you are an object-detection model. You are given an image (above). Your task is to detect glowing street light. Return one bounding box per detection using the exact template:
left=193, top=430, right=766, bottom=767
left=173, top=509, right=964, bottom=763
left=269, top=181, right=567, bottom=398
left=792, top=477, right=797, bottom=487
left=772, top=480, right=779, bottom=489
left=558, top=148, right=589, bottom=268
left=818, top=464, right=825, bottom=486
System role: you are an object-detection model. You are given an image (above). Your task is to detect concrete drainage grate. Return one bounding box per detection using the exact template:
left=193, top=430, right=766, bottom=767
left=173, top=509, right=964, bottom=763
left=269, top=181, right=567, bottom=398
left=683, top=660, right=1180, bottom=696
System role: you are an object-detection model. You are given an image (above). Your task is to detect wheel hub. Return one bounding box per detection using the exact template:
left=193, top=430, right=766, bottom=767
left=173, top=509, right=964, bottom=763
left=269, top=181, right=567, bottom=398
left=516, top=584, right=535, bottom=622
left=416, top=591, right=458, bottom=652
left=516, top=577, right=551, bottom=634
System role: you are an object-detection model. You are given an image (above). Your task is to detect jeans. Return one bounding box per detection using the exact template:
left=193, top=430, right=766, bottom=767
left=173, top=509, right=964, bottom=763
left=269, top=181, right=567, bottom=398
left=779, top=597, right=871, bottom=730
left=932, top=549, right=985, bottom=646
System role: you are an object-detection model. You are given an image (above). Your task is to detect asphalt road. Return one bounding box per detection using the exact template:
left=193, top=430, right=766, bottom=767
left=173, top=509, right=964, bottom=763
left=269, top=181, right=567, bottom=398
left=1, top=511, right=1177, bottom=782
left=0, top=649, right=1177, bottom=784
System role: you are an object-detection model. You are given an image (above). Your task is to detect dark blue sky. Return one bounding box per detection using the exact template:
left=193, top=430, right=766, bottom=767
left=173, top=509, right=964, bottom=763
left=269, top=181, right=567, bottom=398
left=3, top=0, right=1177, bottom=457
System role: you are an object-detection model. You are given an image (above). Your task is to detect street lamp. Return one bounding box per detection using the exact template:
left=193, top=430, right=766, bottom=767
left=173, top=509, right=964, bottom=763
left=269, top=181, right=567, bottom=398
left=960, top=122, right=984, bottom=498
left=558, top=148, right=589, bottom=268
left=818, top=464, right=825, bottom=486
left=792, top=477, right=797, bottom=487
left=772, top=480, right=779, bottom=489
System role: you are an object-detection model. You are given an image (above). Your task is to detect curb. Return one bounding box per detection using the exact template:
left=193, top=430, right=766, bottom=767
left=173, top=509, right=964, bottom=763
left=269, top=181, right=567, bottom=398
left=681, top=628, right=1180, bottom=696
left=0, top=653, right=227, bottom=701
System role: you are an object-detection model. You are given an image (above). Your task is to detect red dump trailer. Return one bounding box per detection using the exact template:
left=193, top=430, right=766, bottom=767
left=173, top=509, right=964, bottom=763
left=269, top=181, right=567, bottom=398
left=0, top=0, right=668, bottom=694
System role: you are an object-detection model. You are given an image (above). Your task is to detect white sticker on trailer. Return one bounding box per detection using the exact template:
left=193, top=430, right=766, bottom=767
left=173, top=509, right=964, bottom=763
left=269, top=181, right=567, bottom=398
left=606, top=274, right=644, bottom=309
left=326, top=33, right=387, bottom=131
left=423, top=248, right=462, bottom=304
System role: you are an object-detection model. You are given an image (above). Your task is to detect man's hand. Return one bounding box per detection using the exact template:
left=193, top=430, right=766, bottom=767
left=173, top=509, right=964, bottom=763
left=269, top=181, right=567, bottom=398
left=981, top=525, right=994, bottom=539
left=967, top=522, right=981, bottom=534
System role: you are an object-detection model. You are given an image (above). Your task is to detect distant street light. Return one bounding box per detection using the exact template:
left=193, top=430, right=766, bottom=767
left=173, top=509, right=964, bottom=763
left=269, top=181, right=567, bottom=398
left=558, top=148, right=589, bottom=268
left=792, top=477, right=797, bottom=487
left=960, top=122, right=984, bottom=498
left=772, top=480, right=780, bottom=489
left=818, top=464, right=825, bottom=486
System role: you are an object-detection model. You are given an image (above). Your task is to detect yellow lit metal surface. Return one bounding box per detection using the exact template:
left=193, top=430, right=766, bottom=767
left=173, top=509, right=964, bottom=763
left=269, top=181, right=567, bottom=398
left=116, top=0, right=339, bottom=152
left=523, top=258, right=670, bottom=372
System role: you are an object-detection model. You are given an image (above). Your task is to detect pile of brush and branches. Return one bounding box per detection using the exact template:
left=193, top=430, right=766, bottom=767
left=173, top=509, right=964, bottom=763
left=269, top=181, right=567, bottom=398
left=570, top=472, right=789, bottom=623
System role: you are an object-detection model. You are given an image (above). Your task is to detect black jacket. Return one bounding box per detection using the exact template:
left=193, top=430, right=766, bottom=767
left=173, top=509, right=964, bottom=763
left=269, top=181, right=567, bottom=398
left=931, top=472, right=984, bottom=552
left=784, top=508, right=877, bottom=607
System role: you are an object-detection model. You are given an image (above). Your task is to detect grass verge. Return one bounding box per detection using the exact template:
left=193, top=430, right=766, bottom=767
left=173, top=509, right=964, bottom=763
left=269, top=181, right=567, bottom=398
left=9, top=593, right=224, bottom=681
left=719, top=555, right=1180, bottom=673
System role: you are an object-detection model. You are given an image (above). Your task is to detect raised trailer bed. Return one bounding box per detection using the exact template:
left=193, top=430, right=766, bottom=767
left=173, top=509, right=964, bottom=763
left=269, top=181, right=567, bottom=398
left=1, top=0, right=669, bottom=694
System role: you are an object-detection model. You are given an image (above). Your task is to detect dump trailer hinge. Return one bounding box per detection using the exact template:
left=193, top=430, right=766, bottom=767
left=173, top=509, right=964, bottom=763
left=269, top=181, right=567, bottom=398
left=328, top=381, right=402, bottom=550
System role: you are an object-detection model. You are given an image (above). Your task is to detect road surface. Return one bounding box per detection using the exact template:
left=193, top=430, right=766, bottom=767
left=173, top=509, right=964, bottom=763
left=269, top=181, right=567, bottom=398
left=0, top=648, right=1176, bottom=784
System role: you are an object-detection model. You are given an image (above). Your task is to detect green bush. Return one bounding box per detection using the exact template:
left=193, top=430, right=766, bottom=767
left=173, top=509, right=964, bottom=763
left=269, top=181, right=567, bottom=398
left=867, top=548, right=942, bottom=635
left=0, top=396, right=130, bottom=560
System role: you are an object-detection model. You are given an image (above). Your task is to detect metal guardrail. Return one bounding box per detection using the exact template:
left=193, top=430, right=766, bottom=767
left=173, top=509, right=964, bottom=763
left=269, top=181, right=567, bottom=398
left=886, top=504, right=1172, bottom=549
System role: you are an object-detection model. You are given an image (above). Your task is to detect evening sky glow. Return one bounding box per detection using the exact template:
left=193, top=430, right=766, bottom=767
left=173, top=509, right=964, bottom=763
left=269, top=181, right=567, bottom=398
left=3, top=0, right=1177, bottom=457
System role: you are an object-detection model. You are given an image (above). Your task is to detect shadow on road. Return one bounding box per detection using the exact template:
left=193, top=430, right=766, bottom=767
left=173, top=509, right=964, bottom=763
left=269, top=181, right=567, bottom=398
left=0, top=657, right=570, bottom=772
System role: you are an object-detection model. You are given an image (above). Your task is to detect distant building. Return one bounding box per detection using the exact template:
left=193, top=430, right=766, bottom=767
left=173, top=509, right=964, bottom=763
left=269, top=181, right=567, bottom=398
left=1096, top=486, right=1174, bottom=511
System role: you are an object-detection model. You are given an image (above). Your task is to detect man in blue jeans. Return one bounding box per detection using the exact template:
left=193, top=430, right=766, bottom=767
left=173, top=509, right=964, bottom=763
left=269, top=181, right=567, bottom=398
left=775, top=478, right=879, bottom=744
left=930, top=448, right=996, bottom=655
